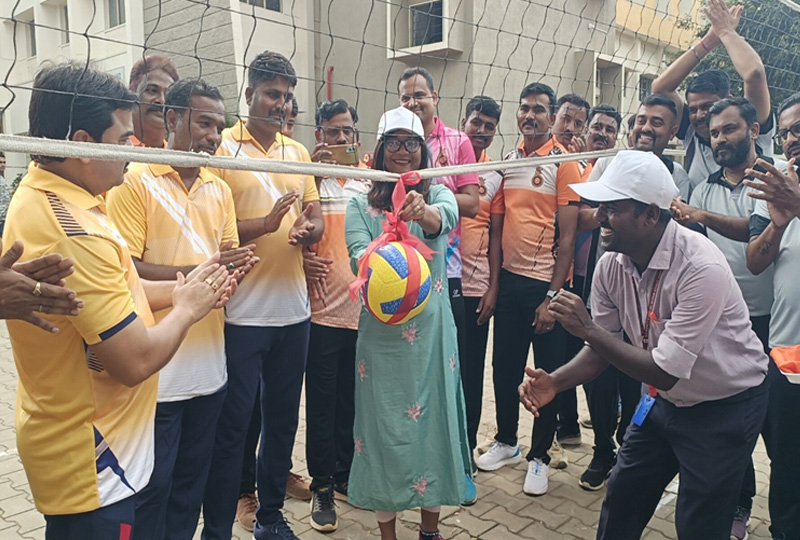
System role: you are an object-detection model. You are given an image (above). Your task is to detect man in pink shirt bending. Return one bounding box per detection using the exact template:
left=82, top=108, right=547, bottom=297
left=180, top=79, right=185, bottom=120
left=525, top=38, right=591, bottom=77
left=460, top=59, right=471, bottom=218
left=519, top=151, right=769, bottom=539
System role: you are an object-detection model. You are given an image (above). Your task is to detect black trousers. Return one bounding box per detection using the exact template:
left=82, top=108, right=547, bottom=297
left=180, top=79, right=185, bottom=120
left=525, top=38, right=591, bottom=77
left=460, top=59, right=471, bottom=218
left=585, top=364, right=640, bottom=465
left=46, top=495, right=135, bottom=540
left=305, top=323, right=357, bottom=491
left=557, top=276, right=584, bottom=440
left=738, top=314, right=770, bottom=511
left=463, top=295, right=490, bottom=450
left=597, top=379, right=768, bottom=540
left=491, top=270, right=566, bottom=463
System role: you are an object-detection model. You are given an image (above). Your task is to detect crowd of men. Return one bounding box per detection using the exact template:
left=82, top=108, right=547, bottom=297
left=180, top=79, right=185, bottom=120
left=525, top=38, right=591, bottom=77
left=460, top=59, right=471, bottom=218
left=0, top=1, right=798, bottom=539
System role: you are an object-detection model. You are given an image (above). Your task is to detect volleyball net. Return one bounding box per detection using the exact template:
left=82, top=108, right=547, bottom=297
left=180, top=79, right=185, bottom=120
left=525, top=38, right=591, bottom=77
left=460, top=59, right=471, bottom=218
left=0, top=0, right=798, bottom=181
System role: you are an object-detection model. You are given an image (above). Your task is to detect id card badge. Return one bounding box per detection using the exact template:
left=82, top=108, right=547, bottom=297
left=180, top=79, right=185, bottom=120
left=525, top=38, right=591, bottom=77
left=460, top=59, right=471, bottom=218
left=632, top=394, right=656, bottom=426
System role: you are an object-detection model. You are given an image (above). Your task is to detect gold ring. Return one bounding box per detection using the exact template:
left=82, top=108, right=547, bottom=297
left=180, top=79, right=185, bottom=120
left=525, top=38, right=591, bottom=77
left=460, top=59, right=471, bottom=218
left=211, top=282, right=220, bottom=291
left=204, top=277, right=215, bottom=287
left=33, top=282, right=42, bottom=296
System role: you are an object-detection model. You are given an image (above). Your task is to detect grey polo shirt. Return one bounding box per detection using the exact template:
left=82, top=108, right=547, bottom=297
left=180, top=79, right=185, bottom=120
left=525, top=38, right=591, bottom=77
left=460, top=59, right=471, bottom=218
left=749, top=186, right=800, bottom=348
left=678, top=107, right=775, bottom=190
left=690, top=168, right=774, bottom=317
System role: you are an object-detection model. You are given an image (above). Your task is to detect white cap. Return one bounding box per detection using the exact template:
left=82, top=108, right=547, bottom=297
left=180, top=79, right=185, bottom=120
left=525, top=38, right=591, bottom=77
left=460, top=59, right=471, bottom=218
left=377, top=106, right=425, bottom=140
left=569, top=150, right=679, bottom=210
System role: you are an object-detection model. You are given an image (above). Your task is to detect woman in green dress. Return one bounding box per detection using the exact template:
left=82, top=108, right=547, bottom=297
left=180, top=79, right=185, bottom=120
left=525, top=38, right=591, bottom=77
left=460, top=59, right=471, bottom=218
left=345, top=107, right=471, bottom=540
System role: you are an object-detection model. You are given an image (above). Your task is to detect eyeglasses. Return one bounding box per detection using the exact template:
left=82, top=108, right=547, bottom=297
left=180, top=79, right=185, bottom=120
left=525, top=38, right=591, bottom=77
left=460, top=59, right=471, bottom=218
left=317, top=126, right=357, bottom=139
left=384, top=138, right=422, bottom=153
left=774, top=121, right=800, bottom=145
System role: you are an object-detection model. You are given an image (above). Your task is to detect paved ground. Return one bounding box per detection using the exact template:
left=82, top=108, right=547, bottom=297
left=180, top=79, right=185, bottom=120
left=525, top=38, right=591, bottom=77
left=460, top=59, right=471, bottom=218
left=0, top=322, right=774, bottom=539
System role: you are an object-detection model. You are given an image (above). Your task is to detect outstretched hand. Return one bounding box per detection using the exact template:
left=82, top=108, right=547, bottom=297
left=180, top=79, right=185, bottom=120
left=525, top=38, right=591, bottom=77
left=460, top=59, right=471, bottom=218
left=518, top=366, right=557, bottom=417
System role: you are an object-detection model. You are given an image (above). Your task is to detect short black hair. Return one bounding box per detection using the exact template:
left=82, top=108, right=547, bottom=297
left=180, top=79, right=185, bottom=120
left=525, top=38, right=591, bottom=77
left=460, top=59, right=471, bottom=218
left=708, top=96, right=758, bottom=128
left=556, top=94, right=590, bottom=115
left=627, top=114, right=636, bottom=131
left=520, top=82, right=556, bottom=113
left=315, top=99, right=358, bottom=126
left=686, top=69, right=731, bottom=100
left=289, top=97, right=299, bottom=118
left=164, top=78, right=224, bottom=124
left=29, top=62, right=136, bottom=163
left=398, top=67, right=436, bottom=93
left=777, top=92, right=800, bottom=119
left=587, top=103, right=622, bottom=130
left=248, top=51, right=297, bottom=89
left=641, top=93, right=679, bottom=124
left=464, top=95, right=501, bottom=122
left=0, top=152, right=4, bottom=158
left=129, top=54, right=179, bottom=92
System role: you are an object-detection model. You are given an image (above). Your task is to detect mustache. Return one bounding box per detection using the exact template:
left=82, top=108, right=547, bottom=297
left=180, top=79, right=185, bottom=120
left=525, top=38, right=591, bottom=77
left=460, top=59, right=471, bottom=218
left=145, top=103, right=163, bottom=114
left=592, top=134, right=609, bottom=146
left=787, top=141, right=800, bottom=155
left=522, top=120, right=538, bottom=128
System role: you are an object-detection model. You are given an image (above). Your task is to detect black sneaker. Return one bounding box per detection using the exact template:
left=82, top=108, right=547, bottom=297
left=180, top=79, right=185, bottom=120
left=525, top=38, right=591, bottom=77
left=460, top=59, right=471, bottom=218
left=310, top=485, right=338, bottom=532
left=254, top=516, right=300, bottom=540
left=333, top=479, right=348, bottom=501
left=578, top=459, right=614, bottom=491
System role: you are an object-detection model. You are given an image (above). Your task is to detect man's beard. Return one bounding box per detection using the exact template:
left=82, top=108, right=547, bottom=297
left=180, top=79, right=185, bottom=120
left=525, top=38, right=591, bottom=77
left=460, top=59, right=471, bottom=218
left=713, top=136, right=752, bottom=168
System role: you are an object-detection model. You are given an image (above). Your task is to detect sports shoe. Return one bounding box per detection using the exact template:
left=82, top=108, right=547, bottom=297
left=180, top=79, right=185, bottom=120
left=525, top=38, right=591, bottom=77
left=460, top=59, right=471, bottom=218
left=730, top=505, right=750, bottom=540
left=558, top=430, right=582, bottom=447
left=523, top=458, right=548, bottom=496
left=286, top=472, right=312, bottom=501
left=475, top=441, right=521, bottom=471
left=578, top=459, right=614, bottom=491
left=547, top=439, right=568, bottom=470
left=462, top=473, right=477, bottom=506
left=333, top=479, right=348, bottom=502
left=254, top=516, right=300, bottom=540
left=309, top=485, right=338, bottom=532
left=236, top=492, right=258, bottom=532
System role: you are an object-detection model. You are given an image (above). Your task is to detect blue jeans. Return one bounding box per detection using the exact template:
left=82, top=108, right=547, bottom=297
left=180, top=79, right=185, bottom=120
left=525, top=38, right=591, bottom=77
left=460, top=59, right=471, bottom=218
left=202, top=320, right=310, bottom=539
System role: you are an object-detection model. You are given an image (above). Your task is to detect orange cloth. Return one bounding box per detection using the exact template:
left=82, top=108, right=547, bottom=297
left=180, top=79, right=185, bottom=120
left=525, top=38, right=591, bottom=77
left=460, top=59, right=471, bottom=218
left=771, top=346, right=800, bottom=374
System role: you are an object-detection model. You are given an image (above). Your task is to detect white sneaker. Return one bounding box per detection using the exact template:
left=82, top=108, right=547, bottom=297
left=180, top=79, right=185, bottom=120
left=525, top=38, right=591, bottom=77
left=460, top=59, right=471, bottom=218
left=523, top=458, right=548, bottom=496
left=548, top=439, right=568, bottom=470
left=475, top=441, right=521, bottom=471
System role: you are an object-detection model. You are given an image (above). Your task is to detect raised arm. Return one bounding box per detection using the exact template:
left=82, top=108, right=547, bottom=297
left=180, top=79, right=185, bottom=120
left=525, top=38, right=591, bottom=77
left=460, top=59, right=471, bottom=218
left=705, top=0, right=770, bottom=123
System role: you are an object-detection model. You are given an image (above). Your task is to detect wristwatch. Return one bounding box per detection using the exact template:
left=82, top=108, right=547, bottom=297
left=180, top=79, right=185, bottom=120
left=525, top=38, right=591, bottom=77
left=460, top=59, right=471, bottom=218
left=545, top=289, right=558, bottom=300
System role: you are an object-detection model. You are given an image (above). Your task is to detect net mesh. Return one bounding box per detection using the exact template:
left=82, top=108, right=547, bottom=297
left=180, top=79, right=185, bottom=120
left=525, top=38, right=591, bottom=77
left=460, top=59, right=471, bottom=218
left=0, top=0, right=798, bottom=179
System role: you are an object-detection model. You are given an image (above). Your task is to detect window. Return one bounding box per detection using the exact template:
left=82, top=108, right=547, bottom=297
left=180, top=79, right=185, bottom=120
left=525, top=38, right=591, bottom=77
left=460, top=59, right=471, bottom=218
left=410, top=1, right=443, bottom=47
left=108, top=0, right=126, bottom=28
left=62, top=6, right=70, bottom=44
left=240, top=0, right=281, bottom=12
left=639, top=75, right=653, bottom=103
left=27, top=20, right=37, bottom=57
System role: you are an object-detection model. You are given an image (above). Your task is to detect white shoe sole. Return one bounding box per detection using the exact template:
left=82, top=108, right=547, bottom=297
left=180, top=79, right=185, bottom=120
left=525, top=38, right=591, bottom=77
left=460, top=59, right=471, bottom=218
left=523, top=482, right=548, bottom=496
left=476, top=452, right=522, bottom=472
left=310, top=518, right=338, bottom=532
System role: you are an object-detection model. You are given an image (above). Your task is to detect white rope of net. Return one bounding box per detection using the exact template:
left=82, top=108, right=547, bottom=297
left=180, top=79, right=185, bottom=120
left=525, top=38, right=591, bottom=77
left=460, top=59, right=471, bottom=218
left=0, top=134, right=621, bottom=182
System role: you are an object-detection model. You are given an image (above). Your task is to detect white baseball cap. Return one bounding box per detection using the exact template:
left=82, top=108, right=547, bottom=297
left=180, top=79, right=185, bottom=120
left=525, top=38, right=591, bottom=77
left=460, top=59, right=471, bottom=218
left=569, top=150, right=679, bottom=210
left=377, top=106, right=425, bottom=140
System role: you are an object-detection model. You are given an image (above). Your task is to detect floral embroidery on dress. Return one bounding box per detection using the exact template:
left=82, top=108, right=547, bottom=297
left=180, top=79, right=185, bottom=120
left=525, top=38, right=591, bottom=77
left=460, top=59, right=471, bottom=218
left=366, top=205, right=381, bottom=218
left=354, top=438, right=363, bottom=456
left=357, top=361, right=367, bottom=381
left=449, top=355, right=456, bottom=372
left=407, top=404, right=421, bottom=421
left=413, top=478, right=428, bottom=495
left=434, top=277, right=444, bottom=294
left=401, top=323, right=418, bottom=344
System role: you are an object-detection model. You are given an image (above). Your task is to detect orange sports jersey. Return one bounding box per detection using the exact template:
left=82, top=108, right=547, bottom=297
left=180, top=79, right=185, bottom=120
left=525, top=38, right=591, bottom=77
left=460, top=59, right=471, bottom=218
left=310, top=172, right=371, bottom=330
left=495, top=136, right=583, bottom=283
left=3, top=164, right=157, bottom=515
left=107, top=163, right=239, bottom=401
left=461, top=149, right=504, bottom=297
left=211, top=121, right=319, bottom=326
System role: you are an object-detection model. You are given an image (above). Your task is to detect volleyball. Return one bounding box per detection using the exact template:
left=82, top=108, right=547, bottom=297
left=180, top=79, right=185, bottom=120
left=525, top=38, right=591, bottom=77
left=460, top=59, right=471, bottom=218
left=362, top=242, right=432, bottom=326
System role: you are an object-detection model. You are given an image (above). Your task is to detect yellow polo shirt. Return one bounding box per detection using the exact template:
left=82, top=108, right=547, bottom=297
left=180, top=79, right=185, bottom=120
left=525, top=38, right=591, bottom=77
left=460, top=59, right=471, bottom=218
left=212, top=121, right=319, bottom=326
left=2, top=164, right=157, bottom=515
left=107, top=163, right=238, bottom=401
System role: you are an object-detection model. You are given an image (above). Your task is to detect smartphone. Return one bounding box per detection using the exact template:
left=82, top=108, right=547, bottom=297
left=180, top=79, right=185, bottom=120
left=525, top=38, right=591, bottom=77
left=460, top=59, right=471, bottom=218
left=327, top=144, right=360, bottom=166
